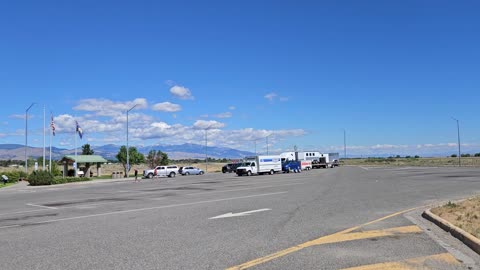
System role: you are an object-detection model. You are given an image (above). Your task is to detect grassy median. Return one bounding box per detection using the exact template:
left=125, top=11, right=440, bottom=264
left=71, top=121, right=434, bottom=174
left=431, top=197, right=480, bottom=238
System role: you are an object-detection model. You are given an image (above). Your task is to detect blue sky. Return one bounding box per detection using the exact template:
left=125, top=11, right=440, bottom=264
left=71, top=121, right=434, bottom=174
left=0, top=0, right=479, bottom=156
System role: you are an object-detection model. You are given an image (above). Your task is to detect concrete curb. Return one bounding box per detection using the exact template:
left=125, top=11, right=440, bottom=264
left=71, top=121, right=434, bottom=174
left=422, top=208, right=480, bottom=255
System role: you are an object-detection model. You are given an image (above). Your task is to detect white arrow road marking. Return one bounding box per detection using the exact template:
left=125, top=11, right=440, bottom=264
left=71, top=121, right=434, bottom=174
left=209, top=208, right=271, bottom=219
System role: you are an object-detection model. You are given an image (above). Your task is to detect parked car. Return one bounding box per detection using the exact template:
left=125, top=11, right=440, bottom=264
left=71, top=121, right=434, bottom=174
left=222, top=163, right=242, bottom=173
left=181, top=167, right=204, bottom=175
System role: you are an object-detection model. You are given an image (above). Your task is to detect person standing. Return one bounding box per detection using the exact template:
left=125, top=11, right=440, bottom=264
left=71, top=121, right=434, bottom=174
left=134, top=168, right=139, bottom=182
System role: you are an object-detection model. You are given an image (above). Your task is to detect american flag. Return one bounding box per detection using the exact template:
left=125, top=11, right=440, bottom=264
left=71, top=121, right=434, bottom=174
left=76, top=120, right=83, bottom=139
left=50, top=114, right=55, bottom=136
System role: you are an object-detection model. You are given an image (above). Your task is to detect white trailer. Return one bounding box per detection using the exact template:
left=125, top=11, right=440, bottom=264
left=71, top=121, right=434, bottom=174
left=300, top=160, right=312, bottom=170
left=280, top=151, right=322, bottom=162
left=236, top=155, right=282, bottom=176
left=319, top=153, right=340, bottom=168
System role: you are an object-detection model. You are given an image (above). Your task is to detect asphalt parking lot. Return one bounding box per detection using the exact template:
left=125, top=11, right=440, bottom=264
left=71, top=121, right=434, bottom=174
left=1, top=166, right=480, bottom=269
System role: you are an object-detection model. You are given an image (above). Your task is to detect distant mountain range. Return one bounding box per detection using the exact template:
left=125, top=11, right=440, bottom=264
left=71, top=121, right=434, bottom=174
left=0, top=143, right=254, bottom=161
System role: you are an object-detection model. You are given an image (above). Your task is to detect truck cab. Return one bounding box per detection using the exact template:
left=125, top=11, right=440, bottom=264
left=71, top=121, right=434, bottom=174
left=236, top=161, right=257, bottom=176
left=282, top=160, right=301, bottom=173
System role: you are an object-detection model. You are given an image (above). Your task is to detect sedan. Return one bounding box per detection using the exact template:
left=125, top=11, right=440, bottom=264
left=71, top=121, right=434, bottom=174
left=181, top=167, right=205, bottom=175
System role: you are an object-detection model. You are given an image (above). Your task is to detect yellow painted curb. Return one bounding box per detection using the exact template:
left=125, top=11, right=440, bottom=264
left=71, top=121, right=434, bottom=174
left=423, top=209, right=480, bottom=255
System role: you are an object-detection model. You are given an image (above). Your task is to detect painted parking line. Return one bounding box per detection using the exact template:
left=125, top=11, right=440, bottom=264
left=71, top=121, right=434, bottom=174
left=226, top=207, right=419, bottom=270
left=186, top=182, right=305, bottom=196
left=226, top=225, right=422, bottom=270
left=0, top=209, right=48, bottom=217
left=1, top=192, right=287, bottom=229
left=26, top=203, right=58, bottom=210
left=341, top=253, right=460, bottom=270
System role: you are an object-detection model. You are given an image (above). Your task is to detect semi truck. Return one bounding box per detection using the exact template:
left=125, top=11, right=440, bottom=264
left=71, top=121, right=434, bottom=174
left=236, top=155, right=282, bottom=176
left=282, top=160, right=301, bottom=173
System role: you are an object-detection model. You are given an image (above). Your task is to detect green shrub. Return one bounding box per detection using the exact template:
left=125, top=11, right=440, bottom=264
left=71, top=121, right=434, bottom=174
left=445, top=201, right=457, bottom=208
left=50, top=162, right=62, bottom=177
left=51, top=177, right=91, bottom=185
left=27, top=170, right=54, bottom=186
left=1, top=170, right=28, bottom=183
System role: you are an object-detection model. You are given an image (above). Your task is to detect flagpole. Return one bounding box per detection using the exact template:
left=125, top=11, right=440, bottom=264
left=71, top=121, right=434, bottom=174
left=49, top=128, right=52, bottom=172
left=49, top=112, right=52, bottom=173
left=43, top=105, right=46, bottom=170
left=74, top=120, right=77, bottom=177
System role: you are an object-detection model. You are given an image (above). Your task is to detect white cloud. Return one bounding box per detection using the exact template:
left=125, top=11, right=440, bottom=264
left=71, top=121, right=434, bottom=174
left=151, top=122, right=171, bottom=129
left=193, top=120, right=225, bottom=129
left=213, top=112, right=232, bottom=118
left=73, top=98, right=148, bottom=117
left=9, top=114, right=32, bottom=120
left=264, top=92, right=288, bottom=102
left=228, top=106, right=236, bottom=110
left=170, top=85, right=194, bottom=100
left=152, top=102, right=182, bottom=112
left=264, top=92, right=277, bottom=101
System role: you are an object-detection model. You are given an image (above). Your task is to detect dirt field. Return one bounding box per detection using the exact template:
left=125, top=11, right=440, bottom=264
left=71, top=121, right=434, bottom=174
left=345, top=157, right=480, bottom=167
left=101, top=162, right=226, bottom=176
left=431, top=197, right=480, bottom=238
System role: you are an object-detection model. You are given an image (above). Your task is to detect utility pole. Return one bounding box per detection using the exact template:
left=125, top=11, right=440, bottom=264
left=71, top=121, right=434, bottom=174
left=25, top=103, right=35, bottom=175
left=266, top=135, right=269, bottom=155
left=126, top=104, right=138, bottom=178
left=343, top=129, right=347, bottom=160
left=452, top=117, right=461, bottom=167
left=205, top=128, right=208, bottom=173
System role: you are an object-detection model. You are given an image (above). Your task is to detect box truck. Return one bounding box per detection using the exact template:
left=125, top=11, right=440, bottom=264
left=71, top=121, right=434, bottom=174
left=236, top=155, right=282, bottom=176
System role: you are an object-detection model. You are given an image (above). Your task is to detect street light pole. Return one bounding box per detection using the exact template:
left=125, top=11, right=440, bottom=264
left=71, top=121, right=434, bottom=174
left=126, top=104, right=138, bottom=178
left=266, top=133, right=272, bottom=155
left=205, top=129, right=208, bottom=173
left=343, top=129, right=347, bottom=160
left=25, top=103, right=35, bottom=175
left=266, top=135, right=269, bottom=155
left=452, top=117, right=461, bottom=167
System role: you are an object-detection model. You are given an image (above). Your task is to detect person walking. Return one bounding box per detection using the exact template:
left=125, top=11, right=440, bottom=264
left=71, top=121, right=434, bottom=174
left=134, top=169, right=139, bottom=182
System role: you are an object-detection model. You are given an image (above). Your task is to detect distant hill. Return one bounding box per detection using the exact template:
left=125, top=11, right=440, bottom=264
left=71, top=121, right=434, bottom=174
left=0, top=143, right=254, bottom=161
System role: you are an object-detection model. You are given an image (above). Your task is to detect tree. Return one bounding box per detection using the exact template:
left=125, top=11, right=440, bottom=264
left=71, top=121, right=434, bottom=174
left=146, top=150, right=169, bottom=168
left=414, top=155, right=420, bottom=158
left=81, top=144, right=94, bottom=155
left=81, top=144, right=95, bottom=174
left=475, top=153, right=480, bottom=157
left=116, top=146, right=145, bottom=175
left=461, top=153, right=471, bottom=157
left=451, top=154, right=457, bottom=158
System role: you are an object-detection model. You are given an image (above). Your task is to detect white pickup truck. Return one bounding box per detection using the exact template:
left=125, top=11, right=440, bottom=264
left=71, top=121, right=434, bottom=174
left=143, top=165, right=179, bottom=178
